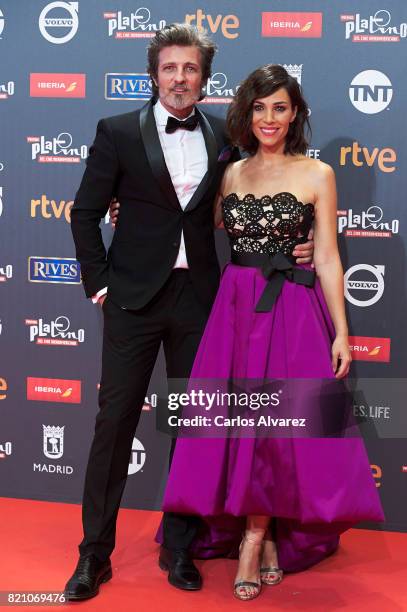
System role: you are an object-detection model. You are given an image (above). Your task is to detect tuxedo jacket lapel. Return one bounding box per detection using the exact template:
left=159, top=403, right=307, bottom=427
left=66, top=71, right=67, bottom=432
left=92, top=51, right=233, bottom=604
left=139, top=100, right=219, bottom=214
left=139, top=101, right=181, bottom=211
left=184, top=107, right=218, bottom=213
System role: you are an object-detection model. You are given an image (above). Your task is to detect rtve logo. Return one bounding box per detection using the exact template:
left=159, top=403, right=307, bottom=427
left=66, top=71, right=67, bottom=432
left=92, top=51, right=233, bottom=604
left=340, top=142, right=396, bottom=173
left=0, top=377, right=7, bottom=400
left=349, top=70, right=393, bottom=114
left=31, top=194, right=73, bottom=222
left=371, top=464, right=382, bottom=488
left=185, top=10, right=239, bottom=39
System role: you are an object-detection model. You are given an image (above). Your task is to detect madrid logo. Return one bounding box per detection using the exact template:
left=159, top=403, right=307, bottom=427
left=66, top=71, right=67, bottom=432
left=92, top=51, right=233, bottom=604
left=345, top=264, right=385, bottom=307
left=39, top=1, right=79, bottom=44
left=349, top=70, right=392, bottom=114
left=43, top=425, right=64, bottom=459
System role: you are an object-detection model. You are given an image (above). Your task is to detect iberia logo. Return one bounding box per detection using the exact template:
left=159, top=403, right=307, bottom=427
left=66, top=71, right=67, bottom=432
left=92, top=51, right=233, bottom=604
left=262, top=12, right=323, bottom=38
left=30, top=73, right=86, bottom=98
left=349, top=336, right=391, bottom=362
left=27, top=377, right=81, bottom=403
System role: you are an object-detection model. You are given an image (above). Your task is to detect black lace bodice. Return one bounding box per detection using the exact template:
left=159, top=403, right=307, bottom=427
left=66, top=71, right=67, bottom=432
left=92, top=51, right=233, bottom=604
left=222, top=192, right=314, bottom=256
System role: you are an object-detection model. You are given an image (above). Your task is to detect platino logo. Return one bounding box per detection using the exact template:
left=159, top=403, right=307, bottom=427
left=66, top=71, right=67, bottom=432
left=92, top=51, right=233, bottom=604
left=341, top=10, right=407, bottom=42
left=202, top=72, right=238, bottom=104
left=25, top=316, right=85, bottom=346
left=104, top=8, right=166, bottom=38
left=27, top=133, right=87, bottom=163
left=0, top=264, right=12, bottom=282
left=345, top=264, right=385, bottom=307
left=128, top=437, right=146, bottom=474
left=337, top=206, right=399, bottom=237
left=0, top=442, right=12, bottom=459
left=0, top=81, right=15, bottom=99
left=349, top=70, right=392, bottom=114
left=39, top=1, right=79, bottom=44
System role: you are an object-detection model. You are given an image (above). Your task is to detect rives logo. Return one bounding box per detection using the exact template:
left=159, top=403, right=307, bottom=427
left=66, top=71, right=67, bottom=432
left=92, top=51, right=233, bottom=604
left=262, top=12, right=322, bottom=38
left=28, top=256, right=81, bottom=284
left=27, top=377, right=81, bottom=403
left=31, top=195, right=73, bottom=223
left=349, top=336, right=391, bottom=362
left=105, top=73, right=152, bottom=100
left=185, top=10, right=239, bottom=39
left=25, top=316, right=85, bottom=346
left=30, top=73, right=86, bottom=98
left=39, top=1, right=78, bottom=44
left=104, top=8, right=166, bottom=38
left=340, top=142, right=396, bottom=173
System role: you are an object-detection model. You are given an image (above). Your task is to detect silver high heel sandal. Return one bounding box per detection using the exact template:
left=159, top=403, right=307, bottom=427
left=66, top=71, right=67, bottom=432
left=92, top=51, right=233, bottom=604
left=260, top=539, right=283, bottom=586
left=234, top=536, right=262, bottom=601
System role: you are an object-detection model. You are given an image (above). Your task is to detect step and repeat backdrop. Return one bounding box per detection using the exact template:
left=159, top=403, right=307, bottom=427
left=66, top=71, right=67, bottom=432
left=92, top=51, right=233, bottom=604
left=0, top=1, right=406, bottom=531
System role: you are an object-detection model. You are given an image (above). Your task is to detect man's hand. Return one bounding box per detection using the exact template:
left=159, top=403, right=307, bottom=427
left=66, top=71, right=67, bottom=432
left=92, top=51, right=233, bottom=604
left=293, top=228, right=314, bottom=266
left=109, top=198, right=120, bottom=228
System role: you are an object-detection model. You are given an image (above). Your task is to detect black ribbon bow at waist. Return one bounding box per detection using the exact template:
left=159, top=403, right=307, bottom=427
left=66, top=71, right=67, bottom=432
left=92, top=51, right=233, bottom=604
left=231, top=251, right=316, bottom=313
left=165, top=114, right=199, bottom=134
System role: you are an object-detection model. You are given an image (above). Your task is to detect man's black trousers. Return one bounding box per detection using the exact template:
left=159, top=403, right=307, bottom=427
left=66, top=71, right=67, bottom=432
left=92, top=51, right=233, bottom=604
left=78, top=270, right=209, bottom=561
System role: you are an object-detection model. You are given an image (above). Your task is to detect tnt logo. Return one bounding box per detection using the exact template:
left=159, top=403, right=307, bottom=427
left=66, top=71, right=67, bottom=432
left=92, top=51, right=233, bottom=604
left=128, top=437, right=146, bottom=474
left=349, top=70, right=393, bottom=114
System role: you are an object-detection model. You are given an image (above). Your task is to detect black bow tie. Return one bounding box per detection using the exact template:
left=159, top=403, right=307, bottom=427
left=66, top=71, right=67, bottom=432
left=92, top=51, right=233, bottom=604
left=165, top=114, right=199, bottom=134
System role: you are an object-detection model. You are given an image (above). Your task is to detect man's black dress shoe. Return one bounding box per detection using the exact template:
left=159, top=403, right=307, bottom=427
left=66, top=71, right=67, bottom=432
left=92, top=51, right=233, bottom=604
left=64, top=554, right=112, bottom=600
left=159, top=546, right=202, bottom=590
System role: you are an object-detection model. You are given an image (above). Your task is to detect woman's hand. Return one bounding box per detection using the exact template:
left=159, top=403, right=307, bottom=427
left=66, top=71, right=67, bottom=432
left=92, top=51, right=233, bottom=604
left=109, top=197, right=120, bottom=228
left=331, top=335, right=352, bottom=379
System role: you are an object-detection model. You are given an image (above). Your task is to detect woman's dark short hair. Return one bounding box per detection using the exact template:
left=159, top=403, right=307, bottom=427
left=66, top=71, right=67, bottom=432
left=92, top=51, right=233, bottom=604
left=147, top=23, right=217, bottom=98
left=227, top=64, right=311, bottom=155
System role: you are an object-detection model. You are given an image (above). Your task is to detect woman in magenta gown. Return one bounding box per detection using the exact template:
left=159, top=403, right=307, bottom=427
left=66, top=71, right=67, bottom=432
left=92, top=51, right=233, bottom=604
left=160, top=64, right=384, bottom=600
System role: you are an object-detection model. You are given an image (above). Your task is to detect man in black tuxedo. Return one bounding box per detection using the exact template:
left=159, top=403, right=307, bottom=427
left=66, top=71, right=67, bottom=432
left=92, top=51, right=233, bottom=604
left=66, top=24, right=313, bottom=600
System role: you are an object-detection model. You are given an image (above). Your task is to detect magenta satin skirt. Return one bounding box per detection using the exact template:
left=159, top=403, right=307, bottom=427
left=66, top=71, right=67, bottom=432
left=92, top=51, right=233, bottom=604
left=157, top=263, right=385, bottom=572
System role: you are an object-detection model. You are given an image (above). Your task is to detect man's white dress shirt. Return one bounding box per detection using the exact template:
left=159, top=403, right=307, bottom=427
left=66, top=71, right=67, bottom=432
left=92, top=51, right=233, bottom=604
left=93, top=99, right=208, bottom=303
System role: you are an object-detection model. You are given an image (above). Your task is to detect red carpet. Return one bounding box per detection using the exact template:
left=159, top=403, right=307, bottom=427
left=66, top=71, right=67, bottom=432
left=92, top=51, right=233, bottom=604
left=0, top=497, right=405, bottom=611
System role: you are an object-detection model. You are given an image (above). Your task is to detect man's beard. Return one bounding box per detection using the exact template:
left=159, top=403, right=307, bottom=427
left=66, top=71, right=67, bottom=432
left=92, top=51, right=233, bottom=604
left=163, top=88, right=200, bottom=110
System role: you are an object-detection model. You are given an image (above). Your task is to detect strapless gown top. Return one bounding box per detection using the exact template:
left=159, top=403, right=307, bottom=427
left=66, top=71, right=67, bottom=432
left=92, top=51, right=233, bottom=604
left=222, top=192, right=314, bottom=256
